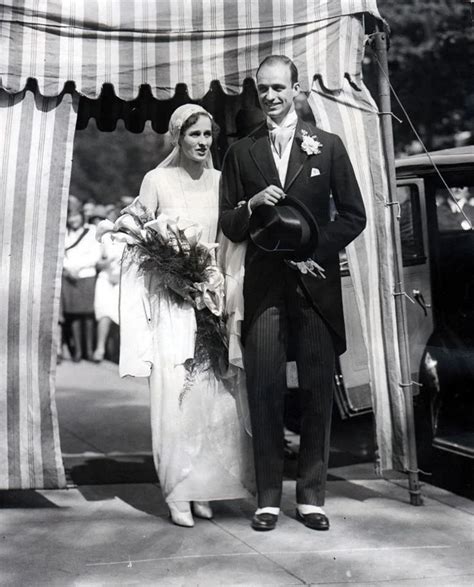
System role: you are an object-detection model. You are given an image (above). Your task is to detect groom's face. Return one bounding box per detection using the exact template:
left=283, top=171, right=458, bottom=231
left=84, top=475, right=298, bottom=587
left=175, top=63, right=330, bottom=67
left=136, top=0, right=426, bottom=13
left=256, top=62, right=300, bottom=125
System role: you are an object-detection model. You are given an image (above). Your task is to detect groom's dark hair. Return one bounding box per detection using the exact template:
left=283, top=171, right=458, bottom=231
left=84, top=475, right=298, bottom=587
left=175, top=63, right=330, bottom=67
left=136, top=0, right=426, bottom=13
left=256, top=55, right=299, bottom=85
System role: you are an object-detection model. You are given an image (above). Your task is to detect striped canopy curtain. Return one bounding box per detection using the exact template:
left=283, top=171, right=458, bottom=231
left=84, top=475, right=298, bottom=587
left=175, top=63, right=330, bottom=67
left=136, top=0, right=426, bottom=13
left=0, top=88, right=78, bottom=489
left=0, top=0, right=405, bottom=488
left=309, top=80, right=408, bottom=471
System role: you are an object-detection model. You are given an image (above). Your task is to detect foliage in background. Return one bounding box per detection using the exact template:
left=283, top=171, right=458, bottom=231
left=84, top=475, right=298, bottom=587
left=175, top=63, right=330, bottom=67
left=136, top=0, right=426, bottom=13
left=369, top=0, right=473, bottom=154
left=70, top=121, right=168, bottom=203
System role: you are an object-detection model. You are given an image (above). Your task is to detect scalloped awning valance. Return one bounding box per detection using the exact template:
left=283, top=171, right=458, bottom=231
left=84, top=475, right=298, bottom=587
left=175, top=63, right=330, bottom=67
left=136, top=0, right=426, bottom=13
left=0, top=0, right=381, bottom=99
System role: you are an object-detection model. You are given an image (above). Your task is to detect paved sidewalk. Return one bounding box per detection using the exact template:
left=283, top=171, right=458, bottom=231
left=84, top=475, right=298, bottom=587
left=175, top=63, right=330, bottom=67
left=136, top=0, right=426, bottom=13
left=1, top=360, right=472, bottom=585
left=2, top=476, right=473, bottom=585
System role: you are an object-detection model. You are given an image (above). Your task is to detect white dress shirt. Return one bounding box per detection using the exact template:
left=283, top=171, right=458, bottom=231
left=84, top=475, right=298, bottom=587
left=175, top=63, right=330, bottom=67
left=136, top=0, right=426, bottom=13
left=267, top=108, right=298, bottom=186
left=248, top=108, right=298, bottom=215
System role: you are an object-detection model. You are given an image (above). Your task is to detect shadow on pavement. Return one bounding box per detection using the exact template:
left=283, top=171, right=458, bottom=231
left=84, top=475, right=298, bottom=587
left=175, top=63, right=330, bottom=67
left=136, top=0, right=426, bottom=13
left=0, top=490, right=61, bottom=508
left=77, top=482, right=169, bottom=517
left=66, top=456, right=157, bottom=486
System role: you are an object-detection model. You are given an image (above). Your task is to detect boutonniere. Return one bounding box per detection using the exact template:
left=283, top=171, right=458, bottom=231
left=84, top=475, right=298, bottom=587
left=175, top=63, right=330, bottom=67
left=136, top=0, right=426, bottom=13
left=300, top=129, right=322, bottom=156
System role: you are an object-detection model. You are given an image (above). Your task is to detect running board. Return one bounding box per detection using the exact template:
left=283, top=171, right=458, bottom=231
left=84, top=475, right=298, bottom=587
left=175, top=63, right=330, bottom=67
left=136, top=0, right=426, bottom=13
left=433, top=436, right=474, bottom=459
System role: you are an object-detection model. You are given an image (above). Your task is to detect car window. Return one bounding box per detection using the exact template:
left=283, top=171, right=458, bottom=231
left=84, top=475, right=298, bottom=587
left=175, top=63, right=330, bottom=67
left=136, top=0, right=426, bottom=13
left=340, top=184, right=426, bottom=274
left=436, top=185, right=474, bottom=233
left=397, top=185, right=426, bottom=266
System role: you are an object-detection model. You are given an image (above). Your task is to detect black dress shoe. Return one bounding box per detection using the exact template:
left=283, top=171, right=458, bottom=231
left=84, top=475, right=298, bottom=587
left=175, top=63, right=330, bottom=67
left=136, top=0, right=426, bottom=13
left=296, top=510, right=330, bottom=531
left=251, top=512, right=278, bottom=531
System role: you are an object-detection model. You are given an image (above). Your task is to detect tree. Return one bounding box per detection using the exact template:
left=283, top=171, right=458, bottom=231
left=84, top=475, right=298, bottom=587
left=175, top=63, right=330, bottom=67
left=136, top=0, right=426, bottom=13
left=70, top=121, right=169, bottom=203
left=366, top=0, right=473, bottom=153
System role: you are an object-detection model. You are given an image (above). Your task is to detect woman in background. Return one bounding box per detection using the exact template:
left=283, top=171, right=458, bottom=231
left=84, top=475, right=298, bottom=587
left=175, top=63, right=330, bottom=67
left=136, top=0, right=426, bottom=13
left=93, top=206, right=124, bottom=362
left=62, top=199, right=101, bottom=361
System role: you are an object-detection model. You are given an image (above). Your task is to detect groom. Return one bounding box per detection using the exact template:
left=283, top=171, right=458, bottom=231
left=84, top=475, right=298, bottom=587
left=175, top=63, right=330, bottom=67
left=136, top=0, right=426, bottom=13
left=219, top=55, right=366, bottom=531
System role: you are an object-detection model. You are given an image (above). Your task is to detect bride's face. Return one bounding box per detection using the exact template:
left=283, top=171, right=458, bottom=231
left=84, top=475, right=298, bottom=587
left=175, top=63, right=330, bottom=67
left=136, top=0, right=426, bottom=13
left=179, top=115, right=213, bottom=164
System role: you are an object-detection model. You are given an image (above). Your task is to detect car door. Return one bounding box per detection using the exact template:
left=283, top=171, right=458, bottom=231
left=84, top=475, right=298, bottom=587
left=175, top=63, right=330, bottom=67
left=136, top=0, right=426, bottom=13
left=397, top=178, right=434, bottom=386
left=336, top=177, right=433, bottom=417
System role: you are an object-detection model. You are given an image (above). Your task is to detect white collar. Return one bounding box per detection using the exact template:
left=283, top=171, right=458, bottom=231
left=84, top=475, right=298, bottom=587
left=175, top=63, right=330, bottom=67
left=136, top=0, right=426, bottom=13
left=266, top=108, right=298, bottom=131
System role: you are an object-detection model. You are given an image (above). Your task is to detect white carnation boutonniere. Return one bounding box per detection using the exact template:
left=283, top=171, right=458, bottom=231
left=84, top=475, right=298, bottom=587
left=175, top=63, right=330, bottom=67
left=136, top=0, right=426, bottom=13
left=300, top=129, right=323, bottom=156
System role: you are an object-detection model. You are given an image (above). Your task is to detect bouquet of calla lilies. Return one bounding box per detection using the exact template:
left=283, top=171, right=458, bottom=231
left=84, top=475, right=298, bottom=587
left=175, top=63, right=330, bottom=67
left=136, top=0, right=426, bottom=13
left=97, top=198, right=228, bottom=383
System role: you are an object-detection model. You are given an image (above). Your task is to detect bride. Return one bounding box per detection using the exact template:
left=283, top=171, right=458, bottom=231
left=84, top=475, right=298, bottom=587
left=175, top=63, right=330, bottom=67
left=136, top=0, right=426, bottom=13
left=110, top=104, right=254, bottom=527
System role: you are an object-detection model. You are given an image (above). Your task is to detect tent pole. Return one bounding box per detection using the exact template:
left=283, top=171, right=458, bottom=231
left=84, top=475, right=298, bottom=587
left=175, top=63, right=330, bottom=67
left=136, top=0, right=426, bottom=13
left=373, top=26, right=423, bottom=506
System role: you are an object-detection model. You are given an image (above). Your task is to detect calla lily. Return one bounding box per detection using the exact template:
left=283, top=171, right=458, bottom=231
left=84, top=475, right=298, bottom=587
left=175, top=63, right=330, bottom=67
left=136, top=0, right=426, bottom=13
left=114, top=213, right=143, bottom=237
left=110, top=232, right=139, bottom=245
left=165, top=216, right=180, bottom=238
left=144, top=214, right=169, bottom=240
left=121, top=196, right=154, bottom=223
left=182, top=223, right=203, bottom=248
left=95, top=219, right=115, bottom=243
left=199, top=241, right=219, bottom=257
left=176, top=218, right=202, bottom=247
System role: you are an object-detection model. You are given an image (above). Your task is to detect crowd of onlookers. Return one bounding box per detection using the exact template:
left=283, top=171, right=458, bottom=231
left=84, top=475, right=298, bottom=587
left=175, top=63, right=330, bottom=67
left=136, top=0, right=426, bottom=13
left=59, top=195, right=133, bottom=363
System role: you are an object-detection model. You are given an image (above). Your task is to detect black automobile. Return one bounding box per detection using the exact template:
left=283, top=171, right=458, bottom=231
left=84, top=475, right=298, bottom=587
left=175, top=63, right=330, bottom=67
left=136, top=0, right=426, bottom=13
left=396, top=147, right=474, bottom=497
left=333, top=147, right=473, bottom=497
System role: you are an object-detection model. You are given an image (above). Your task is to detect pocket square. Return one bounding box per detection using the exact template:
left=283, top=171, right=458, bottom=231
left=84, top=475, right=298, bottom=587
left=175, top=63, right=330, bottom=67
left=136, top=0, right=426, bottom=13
left=310, top=168, right=321, bottom=177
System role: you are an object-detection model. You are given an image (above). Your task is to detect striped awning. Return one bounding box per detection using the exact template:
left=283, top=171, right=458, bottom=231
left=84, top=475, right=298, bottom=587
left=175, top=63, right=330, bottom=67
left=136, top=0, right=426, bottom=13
left=0, top=0, right=382, bottom=99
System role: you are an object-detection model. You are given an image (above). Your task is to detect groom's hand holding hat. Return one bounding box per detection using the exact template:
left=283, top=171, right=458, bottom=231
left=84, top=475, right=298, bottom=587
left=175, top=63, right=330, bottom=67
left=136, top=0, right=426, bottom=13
left=249, top=184, right=286, bottom=210
left=249, top=194, right=320, bottom=262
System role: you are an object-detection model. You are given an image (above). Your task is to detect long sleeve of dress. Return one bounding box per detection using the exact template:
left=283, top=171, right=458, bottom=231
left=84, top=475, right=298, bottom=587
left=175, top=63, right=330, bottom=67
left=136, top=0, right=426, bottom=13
left=138, top=170, right=159, bottom=214
left=117, top=171, right=157, bottom=377
left=118, top=248, right=153, bottom=378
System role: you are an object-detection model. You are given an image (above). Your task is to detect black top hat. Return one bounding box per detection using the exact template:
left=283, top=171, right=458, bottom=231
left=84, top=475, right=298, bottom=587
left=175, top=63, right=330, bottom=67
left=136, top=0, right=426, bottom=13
left=249, top=197, right=319, bottom=259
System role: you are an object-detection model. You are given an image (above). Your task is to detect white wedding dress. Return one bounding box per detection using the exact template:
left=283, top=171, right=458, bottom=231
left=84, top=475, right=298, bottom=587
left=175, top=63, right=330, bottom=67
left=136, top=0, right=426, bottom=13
left=119, top=166, right=254, bottom=503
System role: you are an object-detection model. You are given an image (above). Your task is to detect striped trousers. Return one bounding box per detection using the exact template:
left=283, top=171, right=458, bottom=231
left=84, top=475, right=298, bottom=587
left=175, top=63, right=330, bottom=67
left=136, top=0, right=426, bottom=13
left=244, top=266, right=335, bottom=507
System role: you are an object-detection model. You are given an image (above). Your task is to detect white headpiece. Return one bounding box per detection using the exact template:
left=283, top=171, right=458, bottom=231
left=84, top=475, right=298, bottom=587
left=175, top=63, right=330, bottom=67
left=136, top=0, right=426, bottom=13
left=159, top=104, right=214, bottom=169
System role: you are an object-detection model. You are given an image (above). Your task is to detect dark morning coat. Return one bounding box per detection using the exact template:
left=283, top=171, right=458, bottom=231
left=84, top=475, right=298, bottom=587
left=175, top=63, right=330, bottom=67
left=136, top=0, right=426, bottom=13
left=219, top=118, right=366, bottom=355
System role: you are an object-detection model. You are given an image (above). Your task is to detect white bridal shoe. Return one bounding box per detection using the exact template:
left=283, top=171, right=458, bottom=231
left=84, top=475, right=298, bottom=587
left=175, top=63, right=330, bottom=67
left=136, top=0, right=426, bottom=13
left=192, top=501, right=213, bottom=519
left=168, top=501, right=194, bottom=527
